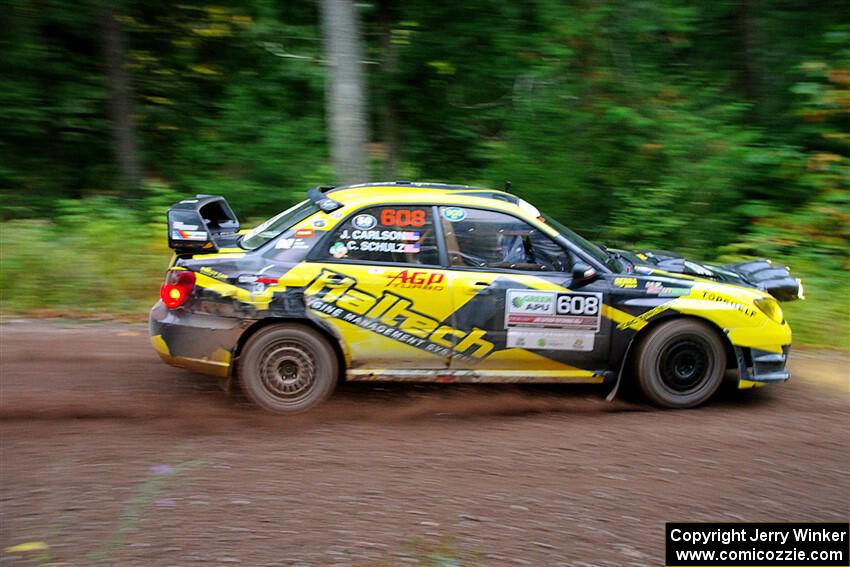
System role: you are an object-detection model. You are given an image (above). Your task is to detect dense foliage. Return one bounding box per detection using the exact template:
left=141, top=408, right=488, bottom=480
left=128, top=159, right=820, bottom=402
left=0, top=0, right=847, bottom=345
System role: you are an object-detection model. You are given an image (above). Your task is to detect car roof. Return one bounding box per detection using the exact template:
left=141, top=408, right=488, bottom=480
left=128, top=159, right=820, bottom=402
left=318, top=181, right=523, bottom=210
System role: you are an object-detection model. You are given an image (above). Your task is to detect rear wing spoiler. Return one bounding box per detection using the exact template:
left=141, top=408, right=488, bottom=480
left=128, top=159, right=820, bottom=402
left=167, top=195, right=240, bottom=255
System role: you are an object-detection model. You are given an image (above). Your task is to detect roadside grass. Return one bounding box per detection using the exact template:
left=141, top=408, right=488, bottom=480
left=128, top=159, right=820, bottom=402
left=0, top=219, right=169, bottom=319
left=1, top=219, right=847, bottom=349
left=780, top=265, right=849, bottom=350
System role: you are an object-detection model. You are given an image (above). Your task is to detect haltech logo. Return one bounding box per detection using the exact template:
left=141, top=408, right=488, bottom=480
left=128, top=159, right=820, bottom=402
left=384, top=270, right=445, bottom=290
left=305, top=269, right=493, bottom=360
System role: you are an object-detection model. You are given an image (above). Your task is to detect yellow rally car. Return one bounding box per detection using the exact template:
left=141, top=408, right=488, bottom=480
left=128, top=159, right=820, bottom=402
left=150, top=182, right=802, bottom=413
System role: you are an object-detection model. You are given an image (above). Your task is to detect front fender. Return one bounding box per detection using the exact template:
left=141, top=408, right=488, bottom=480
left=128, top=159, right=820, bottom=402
left=667, top=285, right=792, bottom=353
left=609, top=288, right=792, bottom=397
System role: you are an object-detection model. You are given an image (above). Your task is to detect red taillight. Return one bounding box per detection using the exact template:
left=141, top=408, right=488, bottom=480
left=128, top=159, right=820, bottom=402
left=160, top=270, right=195, bottom=309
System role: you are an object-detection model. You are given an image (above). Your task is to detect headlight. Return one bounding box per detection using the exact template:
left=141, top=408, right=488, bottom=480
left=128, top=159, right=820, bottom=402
left=754, top=297, right=784, bottom=324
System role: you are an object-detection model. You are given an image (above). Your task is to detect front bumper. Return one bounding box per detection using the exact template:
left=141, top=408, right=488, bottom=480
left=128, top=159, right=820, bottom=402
left=736, top=345, right=791, bottom=388
left=149, top=301, right=253, bottom=378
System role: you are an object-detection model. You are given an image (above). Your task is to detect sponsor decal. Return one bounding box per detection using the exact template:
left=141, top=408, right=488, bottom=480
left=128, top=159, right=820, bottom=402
left=275, top=237, right=311, bottom=250
left=696, top=290, right=756, bottom=317
left=617, top=303, right=671, bottom=331
left=295, top=229, right=315, bottom=238
left=507, top=329, right=595, bottom=351
left=510, top=292, right=553, bottom=313
left=199, top=266, right=228, bottom=280
left=659, top=287, right=691, bottom=297
left=645, top=281, right=663, bottom=294
left=312, top=218, right=327, bottom=228
left=505, top=289, right=602, bottom=331
left=384, top=270, right=445, bottom=291
left=329, top=242, right=348, bottom=258
left=442, top=207, right=466, bottom=222
left=173, top=221, right=199, bottom=230
left=306, top=269, right=493, bottom=361
left=172, top=229, right=207, bottom=241
left=635, top=265, right=654, bottom=275
left=380, top=208, right=427, bottom=227
left=614, top=277, right=638, bottom=289
left=237, top=274, right=278, bottom=286
left=645, top=280, right=692, bottom=297
left=352, top=213, right=377, bottom=230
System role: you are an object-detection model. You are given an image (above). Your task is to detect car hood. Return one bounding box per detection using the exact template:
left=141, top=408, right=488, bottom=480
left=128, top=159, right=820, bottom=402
left=614, top=249, right=803, bottom=302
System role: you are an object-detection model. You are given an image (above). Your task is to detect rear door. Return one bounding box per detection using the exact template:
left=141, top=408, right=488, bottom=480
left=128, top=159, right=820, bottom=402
left=438, top=206, right=612, bottom=379
left=304, top=205, right=455, bottom=376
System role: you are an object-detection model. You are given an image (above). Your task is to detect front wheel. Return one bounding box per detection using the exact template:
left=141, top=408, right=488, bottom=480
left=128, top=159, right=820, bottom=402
left=238, top=325, right=338, bottom=414
left=636, top=319, right=726, bottom=408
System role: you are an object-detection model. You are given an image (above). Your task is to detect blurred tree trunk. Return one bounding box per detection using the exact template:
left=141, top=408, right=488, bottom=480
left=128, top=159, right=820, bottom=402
left=320, top=0, right=369, bottom=185
left=737, top=0, right=763, bottom=120
left=379, top=0, right=399, bottom=179
left=101, top=6, right=141, bottom=197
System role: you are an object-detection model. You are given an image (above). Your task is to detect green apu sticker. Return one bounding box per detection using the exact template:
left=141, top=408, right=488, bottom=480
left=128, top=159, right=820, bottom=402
left=442, top=207, right=466, bottom=222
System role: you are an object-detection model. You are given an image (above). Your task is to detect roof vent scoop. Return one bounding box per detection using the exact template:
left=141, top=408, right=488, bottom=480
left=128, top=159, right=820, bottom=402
left=307, top=185, right=343, bottom=212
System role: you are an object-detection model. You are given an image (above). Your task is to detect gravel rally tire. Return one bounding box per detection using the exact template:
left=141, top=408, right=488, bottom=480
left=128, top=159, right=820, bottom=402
left=636, top=319, right=726, bottom=409
left=238, top=325, right=338, bottom=414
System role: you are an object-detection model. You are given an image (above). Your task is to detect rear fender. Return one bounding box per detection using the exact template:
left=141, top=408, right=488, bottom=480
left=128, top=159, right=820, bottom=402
left=234, top=316, right=351, bottom=379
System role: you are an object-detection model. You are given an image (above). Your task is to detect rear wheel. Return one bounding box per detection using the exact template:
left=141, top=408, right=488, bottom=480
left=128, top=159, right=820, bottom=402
left=238, top=325, right=338, bottom=414
left=636, top=319, right=726, bottom=408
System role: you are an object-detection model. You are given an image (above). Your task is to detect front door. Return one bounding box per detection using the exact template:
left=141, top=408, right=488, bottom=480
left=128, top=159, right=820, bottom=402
left=437, top=206, right=612, bottom=381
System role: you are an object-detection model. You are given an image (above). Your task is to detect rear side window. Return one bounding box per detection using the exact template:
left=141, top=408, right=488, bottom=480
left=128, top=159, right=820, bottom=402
left=265, top=224, right=324, bottom=263
left=318, top=206, right=440, bottom=265
left=241, top=200, right=318, bottom=250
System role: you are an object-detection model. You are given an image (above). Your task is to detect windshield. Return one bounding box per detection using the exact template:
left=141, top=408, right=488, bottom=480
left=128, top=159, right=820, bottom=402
left=542, top=214, right=618, bottom=271
left=241, top=200, right=318, bottom=250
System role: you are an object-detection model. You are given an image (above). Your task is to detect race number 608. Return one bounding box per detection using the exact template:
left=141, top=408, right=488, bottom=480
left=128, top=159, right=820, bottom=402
left=556, top=295, right=599, bottom=315
left=380, top=209, right=426, bottom=227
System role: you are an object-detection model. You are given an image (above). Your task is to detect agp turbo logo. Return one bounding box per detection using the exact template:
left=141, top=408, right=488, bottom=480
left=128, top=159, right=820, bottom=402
left=385, top=270, right=446, bottom=291
left=305, top=269, right=493, bottom=360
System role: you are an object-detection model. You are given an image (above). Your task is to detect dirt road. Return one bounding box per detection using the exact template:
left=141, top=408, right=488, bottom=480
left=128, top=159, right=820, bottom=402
left=1, top=321, right=848, bottom=566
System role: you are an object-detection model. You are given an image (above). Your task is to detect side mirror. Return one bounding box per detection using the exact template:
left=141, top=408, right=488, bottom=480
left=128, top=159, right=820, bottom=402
left=572, top=261, right=597, bottom=284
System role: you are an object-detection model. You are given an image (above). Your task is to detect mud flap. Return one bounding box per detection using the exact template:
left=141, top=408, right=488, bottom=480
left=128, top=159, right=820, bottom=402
left=606, top=364, right=626, bottom=402
left=606, top=335, right=640, bottom=402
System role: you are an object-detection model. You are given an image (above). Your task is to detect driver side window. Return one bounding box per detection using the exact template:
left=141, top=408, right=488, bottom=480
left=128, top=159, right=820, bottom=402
left=439, top=207, right=571, bottom=272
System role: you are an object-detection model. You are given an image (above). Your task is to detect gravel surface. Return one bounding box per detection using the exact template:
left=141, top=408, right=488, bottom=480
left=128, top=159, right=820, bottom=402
left=1, top=321, right=848, bottom=566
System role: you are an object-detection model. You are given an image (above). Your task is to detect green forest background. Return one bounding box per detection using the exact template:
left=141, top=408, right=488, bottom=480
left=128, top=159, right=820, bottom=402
left=0, top=1, right=847, bottom=347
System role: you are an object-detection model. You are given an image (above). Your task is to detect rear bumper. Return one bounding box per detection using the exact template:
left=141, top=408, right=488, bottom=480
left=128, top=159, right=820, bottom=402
left=149, top=301, right=252, bottom=378
left=736, top=345, right=791, bottom=388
